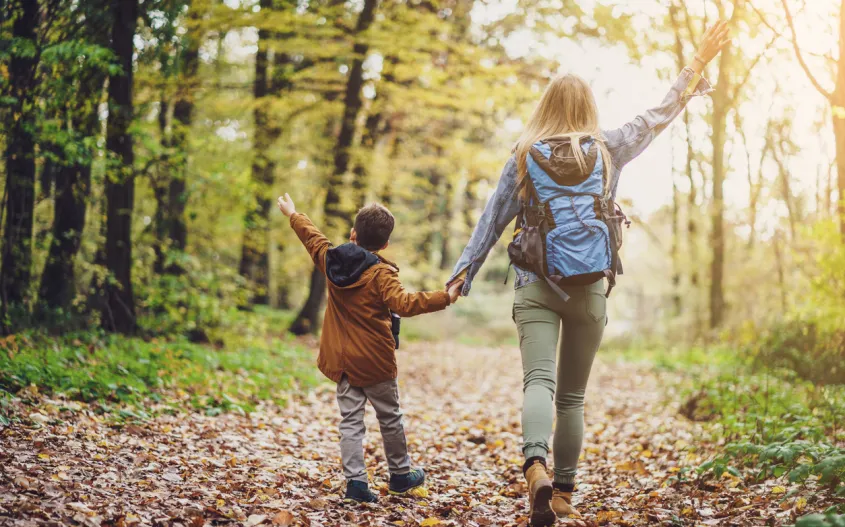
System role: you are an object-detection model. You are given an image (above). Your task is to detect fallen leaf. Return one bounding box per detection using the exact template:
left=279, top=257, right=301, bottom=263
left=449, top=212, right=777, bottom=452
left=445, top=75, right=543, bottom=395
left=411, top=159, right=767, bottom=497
left=271, top=511, right=294, bottom=526
left=246, top=514, right=268, bottom=526
left=596, top=510, right=623, bottom=523
left=308, top=498, right=327, bottom=509
left=162, top=472, right=182, bottom=483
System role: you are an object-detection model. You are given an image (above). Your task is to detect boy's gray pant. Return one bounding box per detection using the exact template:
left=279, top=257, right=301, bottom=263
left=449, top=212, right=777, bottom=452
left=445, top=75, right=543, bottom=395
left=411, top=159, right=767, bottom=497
left=336, top=375, right=411, bottom=482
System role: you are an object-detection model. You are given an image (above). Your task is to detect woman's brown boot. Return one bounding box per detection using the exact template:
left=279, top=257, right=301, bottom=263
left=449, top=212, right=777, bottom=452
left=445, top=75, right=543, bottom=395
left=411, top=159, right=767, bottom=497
left=523, top=458, right=555, bottom=527
left=551, top=488, right=582, bottom=519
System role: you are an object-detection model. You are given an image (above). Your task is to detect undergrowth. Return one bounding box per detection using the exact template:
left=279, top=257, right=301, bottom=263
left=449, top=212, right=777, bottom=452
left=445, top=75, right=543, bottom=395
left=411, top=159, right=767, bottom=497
left=0, top=307, right=321, bottom=422
left=608, top=339, right=845, bottom=518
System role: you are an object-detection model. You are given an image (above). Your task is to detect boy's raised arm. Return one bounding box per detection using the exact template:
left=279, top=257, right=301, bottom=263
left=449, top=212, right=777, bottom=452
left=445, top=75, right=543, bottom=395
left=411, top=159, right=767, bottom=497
left=279, top=194, right=331, bottom=272
left=376, top=271, right=457, bottom=318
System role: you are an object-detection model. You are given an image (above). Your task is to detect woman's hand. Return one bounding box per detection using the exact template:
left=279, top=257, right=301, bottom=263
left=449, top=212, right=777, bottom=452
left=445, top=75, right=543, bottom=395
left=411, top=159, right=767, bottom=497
left=691, top=20, right=731, bottom=73
left=447, top=280, right=464, bottom=304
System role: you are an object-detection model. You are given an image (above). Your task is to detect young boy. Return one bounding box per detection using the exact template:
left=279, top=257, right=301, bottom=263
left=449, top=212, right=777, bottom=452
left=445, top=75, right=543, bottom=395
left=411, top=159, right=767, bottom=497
left=277, top=194, right=461, bottom=503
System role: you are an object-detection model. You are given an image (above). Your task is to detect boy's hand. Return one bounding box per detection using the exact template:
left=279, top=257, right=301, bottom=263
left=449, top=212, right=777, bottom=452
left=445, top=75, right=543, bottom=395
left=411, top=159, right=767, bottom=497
left=277, top=193, right=296, bottom=217
left=447, top=280, right=464, bottom=304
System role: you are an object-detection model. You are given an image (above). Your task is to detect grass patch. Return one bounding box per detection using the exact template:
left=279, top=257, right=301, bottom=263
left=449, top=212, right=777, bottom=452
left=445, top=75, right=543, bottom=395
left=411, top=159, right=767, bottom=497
left=0, top=308, right=322, bottom=419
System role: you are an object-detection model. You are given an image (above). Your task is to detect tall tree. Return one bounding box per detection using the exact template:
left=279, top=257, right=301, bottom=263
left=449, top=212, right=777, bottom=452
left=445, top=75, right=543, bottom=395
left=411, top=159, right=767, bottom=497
left=0, top=0, right=39, bottom=323
left=38, top=2, right=112, bottom=313
left=289, top=0, right=379, bottom=335
left=238, top=0, right=274, bottom=304
left=160, top=0, right=202, bottom=276
left=101, top=0, right=140, bottom=333
left=239, top=0, right=297, bottom=305
left=707, top=6, right=734, bottom=330
left=780, top=0, right=845, bottom=239
left=323, top=0, right=379, bottom=235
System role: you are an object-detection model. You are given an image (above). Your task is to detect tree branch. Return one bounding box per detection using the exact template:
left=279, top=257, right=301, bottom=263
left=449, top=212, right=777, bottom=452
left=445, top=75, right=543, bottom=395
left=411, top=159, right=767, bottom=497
left=780, top=0, right=834, bottom=99
left=748, top=0, right=783, bottom=37
left=728, top=32, right=778, bottom=105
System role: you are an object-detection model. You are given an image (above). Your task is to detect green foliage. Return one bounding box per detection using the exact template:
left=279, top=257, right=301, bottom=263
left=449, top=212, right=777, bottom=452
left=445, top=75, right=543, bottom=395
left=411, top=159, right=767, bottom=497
left=136, top=253, right=249, bottom=338
left=0, top=313, right=321, bottom=414
left=698, top=441, right=845, bottom=494
left=739, top=221, right=845, bottom=384
left=790, top=513, right=845, bottom=527
left=685, top=369, right=843, bottom=444
left=748, top=318, right=845, bottom=385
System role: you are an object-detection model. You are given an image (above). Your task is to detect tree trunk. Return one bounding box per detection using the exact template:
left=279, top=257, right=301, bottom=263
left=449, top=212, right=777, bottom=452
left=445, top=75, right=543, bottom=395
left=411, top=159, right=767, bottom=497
left=290, top=0, right=379, bottom=335
left=239, top=1, right=295, bottom=305
left=352, top=110, right=383, bottom=209
left=38, top=70, right=106, bottom=311
left=747, top=137, right=769, bottom=250
left=708, top=26, right=733, bottom=330
left=165, top=8, right=200, bottom=275
left=833, top=106, right=845, bottom=238
left=101, top=0, right=139, bottom=334
left=671, top=170, right=681, bottom=317
left=773, top=232, right=787, bottom=312
left=439, top=179, right=452, bottom=270
left=289, top=267, right=326, bottom=335
left=323, top=0, right=378, bottom=235
left=835, top=0, right=845, bottom=239
left=153, top=98, right=170, bottom=275
left=773, top=143, right=798, bottom=241
left=239, top=1, right=272, bottom=305
left=0, top=0, right=38, bottom=322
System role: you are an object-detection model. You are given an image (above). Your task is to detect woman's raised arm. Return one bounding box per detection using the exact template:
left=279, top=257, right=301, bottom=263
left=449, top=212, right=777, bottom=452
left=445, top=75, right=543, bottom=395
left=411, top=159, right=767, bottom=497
left=603, top=21, right=731, bottom=168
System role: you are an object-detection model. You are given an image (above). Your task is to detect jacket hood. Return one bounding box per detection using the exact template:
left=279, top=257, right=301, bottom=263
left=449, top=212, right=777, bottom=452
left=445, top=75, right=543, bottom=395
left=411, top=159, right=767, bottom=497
left=530, top=136, right=598, bottom=185
left=325, top=243, right=381, bottom=287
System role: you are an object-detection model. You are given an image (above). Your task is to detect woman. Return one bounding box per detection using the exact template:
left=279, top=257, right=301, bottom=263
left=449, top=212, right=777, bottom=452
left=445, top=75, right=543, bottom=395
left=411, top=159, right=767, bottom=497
left=447, top=21, right=731, bottom=526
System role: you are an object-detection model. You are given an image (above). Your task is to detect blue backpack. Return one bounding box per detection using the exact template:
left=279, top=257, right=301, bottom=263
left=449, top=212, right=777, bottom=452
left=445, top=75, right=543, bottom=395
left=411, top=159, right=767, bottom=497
left=507, top=135, right=629, bottom=301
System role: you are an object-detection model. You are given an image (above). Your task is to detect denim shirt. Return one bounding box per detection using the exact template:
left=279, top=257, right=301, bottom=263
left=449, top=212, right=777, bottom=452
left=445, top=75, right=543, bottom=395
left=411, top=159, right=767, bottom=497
left=447, top=68, right=713, bottom=295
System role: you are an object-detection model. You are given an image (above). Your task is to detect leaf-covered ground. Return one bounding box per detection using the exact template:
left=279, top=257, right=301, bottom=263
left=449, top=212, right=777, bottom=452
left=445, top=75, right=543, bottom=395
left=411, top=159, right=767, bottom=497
left=0, top=342, right=833, bottom=526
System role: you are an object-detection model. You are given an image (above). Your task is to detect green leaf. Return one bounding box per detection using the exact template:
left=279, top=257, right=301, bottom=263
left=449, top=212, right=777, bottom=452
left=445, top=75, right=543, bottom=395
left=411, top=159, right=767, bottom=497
left=788, top=464, right=811, bottom=483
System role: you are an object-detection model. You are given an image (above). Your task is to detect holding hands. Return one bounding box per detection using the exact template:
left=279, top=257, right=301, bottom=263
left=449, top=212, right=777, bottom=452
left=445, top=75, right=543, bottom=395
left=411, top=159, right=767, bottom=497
left=447, top=280, right=464, bottom=304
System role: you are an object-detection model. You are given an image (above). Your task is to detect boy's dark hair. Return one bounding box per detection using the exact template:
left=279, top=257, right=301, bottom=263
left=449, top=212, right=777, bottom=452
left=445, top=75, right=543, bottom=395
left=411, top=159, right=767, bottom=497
left=354, top=203, right=394, bottom=251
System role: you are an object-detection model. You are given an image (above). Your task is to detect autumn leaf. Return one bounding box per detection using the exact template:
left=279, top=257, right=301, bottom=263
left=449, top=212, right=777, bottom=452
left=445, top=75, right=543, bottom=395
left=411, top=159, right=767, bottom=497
left=271, top=511, right=294, bottom=526
left=246, top=514, right=268, bottom=526
left=596, top=510, right=623, bottom=523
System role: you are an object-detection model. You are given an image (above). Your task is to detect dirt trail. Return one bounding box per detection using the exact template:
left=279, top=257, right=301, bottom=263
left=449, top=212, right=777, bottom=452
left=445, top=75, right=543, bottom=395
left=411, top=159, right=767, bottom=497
left=0, top=342, right=803, bottom=526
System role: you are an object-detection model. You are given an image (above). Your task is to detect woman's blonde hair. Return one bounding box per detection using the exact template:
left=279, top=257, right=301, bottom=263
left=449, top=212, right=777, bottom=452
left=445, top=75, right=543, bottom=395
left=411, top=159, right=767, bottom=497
left=514, top=74, right=612, bottom=198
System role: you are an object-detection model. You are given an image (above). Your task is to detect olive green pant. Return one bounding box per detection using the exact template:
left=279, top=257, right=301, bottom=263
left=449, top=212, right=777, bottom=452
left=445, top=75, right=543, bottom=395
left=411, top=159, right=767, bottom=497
left=513, top=279, right=606, bottom=485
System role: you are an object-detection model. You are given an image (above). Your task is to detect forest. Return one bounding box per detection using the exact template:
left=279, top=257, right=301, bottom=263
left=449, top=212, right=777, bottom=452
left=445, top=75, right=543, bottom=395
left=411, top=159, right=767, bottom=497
left=0, top=0, right=843, bottom=525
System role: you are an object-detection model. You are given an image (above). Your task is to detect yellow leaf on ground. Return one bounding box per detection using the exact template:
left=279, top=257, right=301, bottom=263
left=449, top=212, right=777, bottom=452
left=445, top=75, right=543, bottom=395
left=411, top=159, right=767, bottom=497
left=420, top=518, right=440, bottom=527
left=407, top=486, right=429, bottom=498
left=596, top=510, right=623, bottom=523
left=771, top=486, right=786, bottom=495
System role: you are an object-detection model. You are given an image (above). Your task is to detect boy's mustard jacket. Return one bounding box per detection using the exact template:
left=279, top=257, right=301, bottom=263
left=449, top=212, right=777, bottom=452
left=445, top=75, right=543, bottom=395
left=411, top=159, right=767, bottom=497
left=290, top=213, right=451, bottom=387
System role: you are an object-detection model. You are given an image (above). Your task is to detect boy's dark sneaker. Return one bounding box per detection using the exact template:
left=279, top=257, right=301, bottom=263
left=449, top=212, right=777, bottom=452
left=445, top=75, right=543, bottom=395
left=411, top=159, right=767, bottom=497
left=344, top=480, right=378, bottom=504
left=388, top=468, right=425, bottom=495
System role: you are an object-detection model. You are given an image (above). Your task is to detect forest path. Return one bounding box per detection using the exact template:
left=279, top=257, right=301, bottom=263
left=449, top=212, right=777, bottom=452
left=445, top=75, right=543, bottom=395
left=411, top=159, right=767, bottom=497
left=1, top=342, right=794, bottom=526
